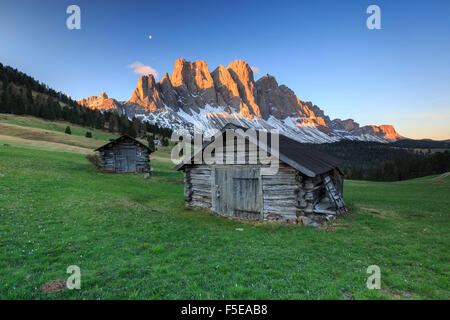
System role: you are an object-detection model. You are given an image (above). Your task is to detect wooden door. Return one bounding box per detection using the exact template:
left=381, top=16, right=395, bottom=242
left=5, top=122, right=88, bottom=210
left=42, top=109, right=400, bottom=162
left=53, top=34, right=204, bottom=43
left=213, top=167, right=262, bottom=219
left=232, top=169, right=261, bottom=219
left=214, top=168, right=232, bottom=216
left=124, top=149, right=136, bottom=172
left=114, top=148, right=136, bottom=172
left=114, top=152, right=126, bottom=172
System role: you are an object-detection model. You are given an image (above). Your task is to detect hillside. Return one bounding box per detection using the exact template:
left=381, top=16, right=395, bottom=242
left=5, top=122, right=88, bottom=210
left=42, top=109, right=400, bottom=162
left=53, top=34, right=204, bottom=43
left=0, top=113, right=174, bottom=158
left=0, top=135, right=448, bottom=299
left=0, top=114, right=116, bottom=152
left=0, top=62, right=173, bottom=144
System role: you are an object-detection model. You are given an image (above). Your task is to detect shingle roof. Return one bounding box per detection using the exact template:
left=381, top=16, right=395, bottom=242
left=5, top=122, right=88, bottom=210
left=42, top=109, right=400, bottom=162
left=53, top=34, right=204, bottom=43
left=276, top=134, right=342, bottom=176
left=94, top=134, right=153, bottom=152
left=174, top=124, right=342, bottom=177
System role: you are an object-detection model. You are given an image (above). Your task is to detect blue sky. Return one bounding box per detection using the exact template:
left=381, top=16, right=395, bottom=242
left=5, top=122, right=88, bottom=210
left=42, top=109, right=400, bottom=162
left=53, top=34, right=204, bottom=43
left=1, top=0, right=449, bottom=139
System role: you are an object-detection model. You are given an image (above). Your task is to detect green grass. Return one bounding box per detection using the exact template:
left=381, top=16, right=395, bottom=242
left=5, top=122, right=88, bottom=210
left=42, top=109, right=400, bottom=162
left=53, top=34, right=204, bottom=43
left=0, top=143, right=448, bottom=300
left=0, top=113, right=117, bottom=141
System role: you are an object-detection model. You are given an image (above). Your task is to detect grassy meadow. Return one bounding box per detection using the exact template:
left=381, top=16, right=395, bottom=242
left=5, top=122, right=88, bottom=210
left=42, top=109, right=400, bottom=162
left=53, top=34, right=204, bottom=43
left=0, top=115, right=449, bottom=299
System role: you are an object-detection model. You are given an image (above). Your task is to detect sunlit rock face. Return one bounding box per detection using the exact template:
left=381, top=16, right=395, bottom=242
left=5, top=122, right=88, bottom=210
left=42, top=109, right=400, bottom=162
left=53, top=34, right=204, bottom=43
left=378, top=125, right=402, bottom=140
left=357, top=125, right=402, bottom=140
left=211, top=64, right=241, bottom=112
left=78, top=58, right=402, bottom=143
left=77, top=92, right=119, bottom=110
left=225, top=60, right=260, bottom=119
left=128, top=75, right=165, bottom=112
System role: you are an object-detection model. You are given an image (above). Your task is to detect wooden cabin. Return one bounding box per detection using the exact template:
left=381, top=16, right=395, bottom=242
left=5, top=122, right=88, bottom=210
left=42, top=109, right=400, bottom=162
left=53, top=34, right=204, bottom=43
left=94, top=135, right=152, bottom=173
left=174, top=124, right=347, bottom=226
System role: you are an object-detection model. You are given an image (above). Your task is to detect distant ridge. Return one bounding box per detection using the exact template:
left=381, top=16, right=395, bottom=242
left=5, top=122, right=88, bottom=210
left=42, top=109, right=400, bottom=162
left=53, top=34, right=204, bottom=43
left=78, top=58, right=402, bottom=143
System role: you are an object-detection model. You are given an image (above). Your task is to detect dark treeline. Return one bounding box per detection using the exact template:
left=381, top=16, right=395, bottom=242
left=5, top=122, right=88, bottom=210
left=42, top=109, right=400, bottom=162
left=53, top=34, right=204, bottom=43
left=307, top=140, right=450, bottom=181
left=0, top=62, right=172, bottom=145
left=390, top=138, right=450, bottom=149
left=363, top=151, right=450, bottom=181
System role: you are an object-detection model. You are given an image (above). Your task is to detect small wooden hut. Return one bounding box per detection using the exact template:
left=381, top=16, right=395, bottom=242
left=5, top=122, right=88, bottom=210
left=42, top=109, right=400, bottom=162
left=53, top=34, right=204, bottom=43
left=174, top=124, right=347, bottom=226
left=94, top=135, right=152, bottom=173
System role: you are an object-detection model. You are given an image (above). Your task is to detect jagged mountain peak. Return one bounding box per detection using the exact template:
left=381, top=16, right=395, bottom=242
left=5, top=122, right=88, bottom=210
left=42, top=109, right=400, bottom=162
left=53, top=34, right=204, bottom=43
left=161, top=72, right=171, bottom=81
left=128, top=74, right=164, bottom=112
left=79, top=58, right=403, bottom=143
left=227, top=60, right=254, bottom=76
left=332, top=118, right=360, bottom=131
left=256, top=73, right=279, bottom=88
left=77, top=91, right=119, bottom=110
left=98, top=92, right=108, bottom=99
left=170, top=58, right=213, bottom=89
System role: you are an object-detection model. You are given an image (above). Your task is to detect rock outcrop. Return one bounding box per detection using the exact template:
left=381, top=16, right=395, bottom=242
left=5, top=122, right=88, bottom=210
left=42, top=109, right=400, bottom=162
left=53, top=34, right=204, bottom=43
left=211, top=65, right=241, bottom=112
left=356, top=124, right=402, bottom=140
left=128, top=75, right=165, bottom=112
left=332, top=118, right=360, bottom=131
left=78, top=92, right=119, bottom=110
left=169, top=59, right=217, bottom=113
left=255, top=74, right=327, bottom=128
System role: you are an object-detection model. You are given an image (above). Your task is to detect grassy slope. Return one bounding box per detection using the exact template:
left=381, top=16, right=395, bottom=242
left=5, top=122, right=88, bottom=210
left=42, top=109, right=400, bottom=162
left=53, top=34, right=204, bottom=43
left=0, top=116, right=448, bottom=299
left=0, top=113, right=116, bottom=141
left=0, top=134, right=95, bottom=154
left=0, top=114, right=171, bottom=154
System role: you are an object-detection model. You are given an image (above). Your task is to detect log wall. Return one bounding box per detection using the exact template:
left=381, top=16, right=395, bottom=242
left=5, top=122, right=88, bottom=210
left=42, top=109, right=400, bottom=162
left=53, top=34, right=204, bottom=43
left=261, top=162, right=300, bottom=220
left=184, top=165, right=212, bottom=208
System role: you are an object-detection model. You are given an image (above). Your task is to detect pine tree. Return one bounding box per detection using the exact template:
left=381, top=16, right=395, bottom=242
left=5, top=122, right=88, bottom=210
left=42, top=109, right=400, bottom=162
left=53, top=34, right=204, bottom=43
left=0, top=90, right=6, bottom=113
left=147, top=135, right=155, bottom=152
left=85, top=131, right=92, bottom=138
left=94, top=116, right=100, bottom=129
left=26, top=87, right=33, bottom=103
left=65, top=126, right=71, bottom=135
left=128, top=121, right=137, bottom=138
left=12, top=95, right=26, bottom=115
left=108, top=115, right=117, bottom=132
left=119, top=116, right=129, bottom=135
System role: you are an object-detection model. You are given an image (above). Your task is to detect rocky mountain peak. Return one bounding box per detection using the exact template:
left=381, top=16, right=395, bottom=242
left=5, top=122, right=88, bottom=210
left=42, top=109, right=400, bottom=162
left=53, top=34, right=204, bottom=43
left=168, top=59, right=216, bottom=113
left=256, top=73, right=279, bottom=89
left=128, top=74, right=164, bottom=112
left=225, top=60, right=260, bottom=119
left=160, top=72, right=170, bottom=81
left=332, top=118, right=360, bottom=131
left=171, top=58, right=214, bottom=90
left=211, top=64, right=240, bottom=109
left=77, top=91, right=119, bottom=110
left=227, top=60, right=255, bottom=82
left=375, top=125, right=402, bottom=140
left=79, top=58, right=403, bottom=143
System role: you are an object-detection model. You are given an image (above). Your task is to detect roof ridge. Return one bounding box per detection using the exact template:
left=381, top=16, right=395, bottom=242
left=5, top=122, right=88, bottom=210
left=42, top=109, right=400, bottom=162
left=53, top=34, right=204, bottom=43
left=94, top=134, right=153, bottom=152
